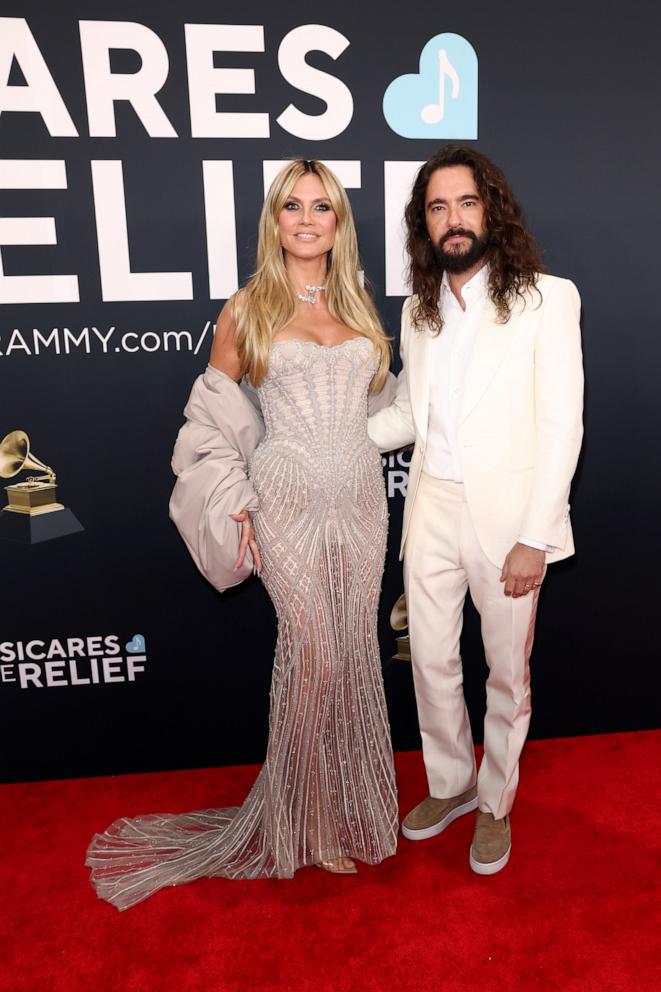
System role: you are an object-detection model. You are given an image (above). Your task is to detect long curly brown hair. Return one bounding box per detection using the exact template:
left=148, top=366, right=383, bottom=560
left=405, top=145, right=545, bottom=332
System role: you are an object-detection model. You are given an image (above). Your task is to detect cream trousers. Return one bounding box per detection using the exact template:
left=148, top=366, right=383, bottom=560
left=403, top=473, right=542, bottom=819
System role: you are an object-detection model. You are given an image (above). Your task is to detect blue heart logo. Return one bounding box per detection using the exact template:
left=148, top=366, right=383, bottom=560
left=126, top=634, right=146, bottom=654
left=383, top=33, right=478, bottom=139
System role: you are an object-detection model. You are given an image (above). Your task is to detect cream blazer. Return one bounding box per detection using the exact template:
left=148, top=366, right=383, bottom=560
left=368, top=273, right=584, bottom=568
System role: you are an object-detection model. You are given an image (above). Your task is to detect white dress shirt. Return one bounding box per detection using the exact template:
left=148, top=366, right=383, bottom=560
left=423, top=265, right=554, bottom=553
left=424, top=266, right=488, bottom=481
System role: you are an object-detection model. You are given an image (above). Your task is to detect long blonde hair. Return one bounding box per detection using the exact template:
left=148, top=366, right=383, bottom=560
left=233, top=159, right=390, bottom=392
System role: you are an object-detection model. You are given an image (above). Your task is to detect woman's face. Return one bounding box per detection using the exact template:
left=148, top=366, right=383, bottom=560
left=277, top=173, right=337, bottom=264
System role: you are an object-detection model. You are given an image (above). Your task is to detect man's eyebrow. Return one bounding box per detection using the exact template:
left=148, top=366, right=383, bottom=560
left=426, top=193, right=480, bottom=208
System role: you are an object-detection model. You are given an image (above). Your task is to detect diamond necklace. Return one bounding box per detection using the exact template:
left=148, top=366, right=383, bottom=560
left=296, top=284, right=326, bottom=305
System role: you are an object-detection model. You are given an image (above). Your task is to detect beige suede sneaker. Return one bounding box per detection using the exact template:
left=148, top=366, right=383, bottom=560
left=469, top=811, right=511, bottom=875
left=401, top=785, right=478, bottom=840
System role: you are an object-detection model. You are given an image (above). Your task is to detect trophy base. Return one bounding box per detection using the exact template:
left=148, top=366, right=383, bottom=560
left=392, top=635, right=411, bottom=662
left=0, top=505, right=84, bottom=544
left=3, top=501, right=65, bottom=515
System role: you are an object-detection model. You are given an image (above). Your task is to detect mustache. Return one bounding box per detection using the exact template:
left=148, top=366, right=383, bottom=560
left=439, top=227, right=477, bottom=247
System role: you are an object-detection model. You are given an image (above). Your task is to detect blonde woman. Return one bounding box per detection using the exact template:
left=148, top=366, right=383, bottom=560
left=86, top=160, right=398, bottom=909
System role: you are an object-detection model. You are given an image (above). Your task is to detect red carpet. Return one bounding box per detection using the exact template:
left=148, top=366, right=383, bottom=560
left=1, top=732, right=659, bottom=992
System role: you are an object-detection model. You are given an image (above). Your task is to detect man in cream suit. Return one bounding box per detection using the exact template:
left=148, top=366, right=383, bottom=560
left=369, top=146, right=583, bottom=875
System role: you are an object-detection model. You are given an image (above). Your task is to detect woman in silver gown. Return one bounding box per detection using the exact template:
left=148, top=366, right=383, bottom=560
left=86, top=160, right=398, bottom=909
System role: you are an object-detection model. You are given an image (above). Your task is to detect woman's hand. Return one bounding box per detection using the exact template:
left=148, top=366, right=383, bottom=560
left=230, top=509, right=262, bottom=574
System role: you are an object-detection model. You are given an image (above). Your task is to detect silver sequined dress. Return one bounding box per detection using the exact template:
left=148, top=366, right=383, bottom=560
left=86, top=338, right=398, bottom=910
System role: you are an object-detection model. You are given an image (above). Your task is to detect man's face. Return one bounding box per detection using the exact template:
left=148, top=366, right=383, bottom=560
left=425, top=165, right=488, bottom=273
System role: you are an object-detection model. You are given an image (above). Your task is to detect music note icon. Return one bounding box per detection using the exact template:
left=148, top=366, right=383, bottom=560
left=383, top=32, right=477, bottom=139
left=421, top=49, right=460, bottom=125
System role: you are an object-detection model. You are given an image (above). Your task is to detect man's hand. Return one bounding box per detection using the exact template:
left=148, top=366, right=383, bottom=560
left=500, top=543, right=545, bottom=598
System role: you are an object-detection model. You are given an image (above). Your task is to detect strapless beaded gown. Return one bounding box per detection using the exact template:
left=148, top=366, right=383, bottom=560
left=86, top=337, right=398, bottom=910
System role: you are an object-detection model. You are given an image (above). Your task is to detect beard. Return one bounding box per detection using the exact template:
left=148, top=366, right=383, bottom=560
left=432, top=227, right=489, bottom=274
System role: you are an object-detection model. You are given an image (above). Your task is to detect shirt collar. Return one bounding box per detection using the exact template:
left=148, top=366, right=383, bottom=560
left=441, top=264, right=490, bottom=306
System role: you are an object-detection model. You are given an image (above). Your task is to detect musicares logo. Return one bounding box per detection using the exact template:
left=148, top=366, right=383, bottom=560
left=382, top=450, right=411, bottom=500
left=383, top=33, right=478, bottom=139
left=0, top=634, right=147, bottom=689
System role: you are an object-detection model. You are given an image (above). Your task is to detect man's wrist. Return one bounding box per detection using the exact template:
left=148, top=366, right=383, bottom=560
left=518, top=536, right=555, bottom=553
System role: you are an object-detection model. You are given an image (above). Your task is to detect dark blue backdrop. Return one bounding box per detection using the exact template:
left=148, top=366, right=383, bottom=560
left=1, top=1, right=659, bottom=781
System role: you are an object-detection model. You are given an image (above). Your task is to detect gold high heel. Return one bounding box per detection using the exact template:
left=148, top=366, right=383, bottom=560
left=315, top=857, right=358, bottom=875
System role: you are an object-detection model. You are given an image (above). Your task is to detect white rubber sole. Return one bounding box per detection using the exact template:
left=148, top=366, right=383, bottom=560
left=469, top=843, right=511, bottom=875
left=402, top=796, right=479, bottom=841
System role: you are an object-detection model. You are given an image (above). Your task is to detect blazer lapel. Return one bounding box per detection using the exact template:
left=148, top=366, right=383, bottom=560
left=459, top=300, right=518, bottom=424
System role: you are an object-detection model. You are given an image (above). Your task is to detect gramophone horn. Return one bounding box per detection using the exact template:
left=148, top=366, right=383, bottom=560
left=390, top=593, right=408, bottom=631
left=0, top=430, right=55, bottom=480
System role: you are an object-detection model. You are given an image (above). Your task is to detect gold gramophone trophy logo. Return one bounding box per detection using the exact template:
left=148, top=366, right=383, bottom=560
left=0, top=430, right=83, bottom=544
left=390, top=592, right=411, bottom=661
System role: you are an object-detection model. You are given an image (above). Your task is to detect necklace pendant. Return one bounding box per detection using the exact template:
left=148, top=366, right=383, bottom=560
left=296, top=284, right=326, bottom=305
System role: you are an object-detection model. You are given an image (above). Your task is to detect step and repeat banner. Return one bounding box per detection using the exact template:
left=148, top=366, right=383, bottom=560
left=1, top=1, right=658, bottom=781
